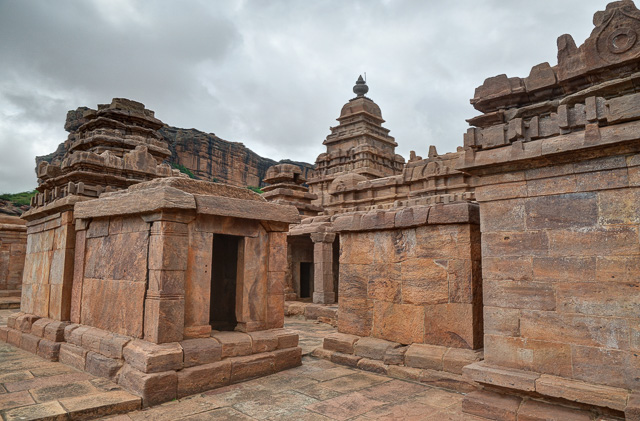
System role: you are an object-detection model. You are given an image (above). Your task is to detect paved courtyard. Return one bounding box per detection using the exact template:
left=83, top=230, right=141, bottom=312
left=0, top=309, right=482, bottom=420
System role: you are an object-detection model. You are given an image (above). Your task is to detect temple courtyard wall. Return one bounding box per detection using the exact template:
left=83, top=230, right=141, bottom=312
left=0, top=215, right=27, bottom=297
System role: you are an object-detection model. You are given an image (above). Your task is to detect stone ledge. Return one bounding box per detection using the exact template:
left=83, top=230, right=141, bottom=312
left=316, top=335, right=481, bottom=394
left=465, top=361, right=631, bottom=413
left=284, top=301, right=338, bottom=327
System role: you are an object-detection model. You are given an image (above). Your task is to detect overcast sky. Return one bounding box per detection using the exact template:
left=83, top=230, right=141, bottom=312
left=0, top=0, right=609, bottom=193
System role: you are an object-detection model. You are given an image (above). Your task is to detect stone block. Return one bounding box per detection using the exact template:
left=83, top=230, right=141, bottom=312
left=37, top=339, right=61, bottom=361
left=82, top=327, right=109, bottom=353
left=418, top=368, right=477, bottom=393
left=383, top=345, right=408, bottom=365
left=7, top=328, right=22, bottom=347
left=482, top=231, right=549, bottom=258
left=176, top=360, right=231, bottom=398
left=323, top=332, right=360, bottom=354
left=519, top=311, right=630, bottom=349
left=273, top=347, right=302, bottom=371
left=626, top=393, right=640, bottom=421
left=517, top=399, right=592, bottom=421
left=143, top=297, right=185, bottom=344
left=16, top=313, right=40, bottom=333
left=400, top=258, right=448, bottom=305
left=524, top=193, right=597, bottom=230
left=405, top=344, right=445, bottom=371
left=462, top=390, right=521, bottom=421
left=482, top=256, right=533, bottom=281
left=0, top=326, right=9, bottom=342
left=536, top=374, right=629, bottom=411
left=100, top=333, right=131, bottom=359
left=211, top=331, right=252, bottom=358
left=330, top=351, right=361, bottom=368
left=180, top=338, right=222, bottom=368
left=484, top=306, right=520, bottom=337
left=339, top=264, right=370, bottom=300
left=80, top=278, right=146, bottom=338
left=118, top=364, right=177, bottom=407
left=123, top=340, right=183, bottom=374
left=248, top=330, right=278, bottom=353
left=463, top=362, right=539, bottom=392
left=443, top=348, right=482, bottom=375
left=424, top=303, right=480, bottom=349
left=354, top=337, right=399, bottom=361
left=57, top=390, right=141, bottom=420
left=43, top=321, right=69, bottom=343
left=30, top=318, right=51, bottom=338
left=59, top=343, right=88, bottom=371
left=557, top=282, right=639, bottom=319
left=86, top=351, right=124, bottom=381
left=63, top=323, right=80, bottom=342
left=272, top=329, right=299, bottom=349
left=19, top=333, right=40, bottom=354
left=337, top=297, right=372, bottom=337
left=356, top=357, right=388, bottom=374
left=387, top=365, right=422, bottom=382
left=484, top=279, right=556, bottom=311
left=548, top=226, right=639, bottom=257
left=372, top=300, right=425, bottom=345
left=230, top=353, right=275, bottom=383
left=6, top=312, right=21, bottom=329
left=484, top=335, right=572, bottom=378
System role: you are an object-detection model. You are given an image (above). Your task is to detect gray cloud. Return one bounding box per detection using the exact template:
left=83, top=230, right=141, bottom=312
left=0, top=0, right=609, bottom=193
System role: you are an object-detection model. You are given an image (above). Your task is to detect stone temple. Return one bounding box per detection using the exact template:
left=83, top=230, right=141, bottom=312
left=1, top=1, right=640, bottom=419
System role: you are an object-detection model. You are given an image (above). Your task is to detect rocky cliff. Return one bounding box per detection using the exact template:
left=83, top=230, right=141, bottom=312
left=37, top=107, right=314, bottom=188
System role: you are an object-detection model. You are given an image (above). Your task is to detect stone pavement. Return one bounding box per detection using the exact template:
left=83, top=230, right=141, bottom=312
left=0, top=309, right=484, bottom=420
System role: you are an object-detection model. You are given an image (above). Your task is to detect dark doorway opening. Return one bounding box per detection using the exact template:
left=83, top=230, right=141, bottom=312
left=210, top=234, right=241, bottom=331
left=300, top=262, right=312, bottom=298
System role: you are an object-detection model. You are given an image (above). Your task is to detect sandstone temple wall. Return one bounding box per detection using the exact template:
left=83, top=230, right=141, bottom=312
left=0, top=215, right=27, bottom=294
left=459, top=1, right=640, bottom=418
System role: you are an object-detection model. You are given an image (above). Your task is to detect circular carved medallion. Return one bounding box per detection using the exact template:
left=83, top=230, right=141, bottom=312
left=608, top=28, right=637, bottom=54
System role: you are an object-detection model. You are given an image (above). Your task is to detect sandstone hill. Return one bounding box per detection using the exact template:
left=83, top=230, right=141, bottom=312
left=37, top=107, right=314, bottom=188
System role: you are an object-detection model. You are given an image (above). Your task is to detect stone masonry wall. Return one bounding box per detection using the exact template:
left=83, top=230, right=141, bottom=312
left=21, top=211, right=75, bottom=320
left=476, top=153, right=640, bottom=391
left=335, top=202, right=482, bottom=350
left=0, top=216, right=27, bottom=293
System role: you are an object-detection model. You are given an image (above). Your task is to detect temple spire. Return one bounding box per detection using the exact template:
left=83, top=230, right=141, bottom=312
left=353, top=75, right=369, bottom=97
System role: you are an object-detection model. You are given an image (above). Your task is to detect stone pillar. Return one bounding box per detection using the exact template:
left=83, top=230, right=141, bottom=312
left=144, top=215, right=190, bottom=344
left=310, top=232, right=336, bottom=304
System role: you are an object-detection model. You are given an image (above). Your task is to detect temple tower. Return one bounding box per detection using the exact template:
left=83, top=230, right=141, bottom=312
left=307, top=76, right=405, bottom=207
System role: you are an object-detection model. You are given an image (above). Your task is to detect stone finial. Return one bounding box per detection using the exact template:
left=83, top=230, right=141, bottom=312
left=353, top=75, right=369, bottom=97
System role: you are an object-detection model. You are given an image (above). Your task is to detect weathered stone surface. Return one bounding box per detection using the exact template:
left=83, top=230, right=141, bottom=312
left=273, top=347, right=302, bottom=371
left=323, top=332, right=360, bottom=354
left=462, top=390, right=521, bottom=421
left=118, top=364, right=177, bottom=407
left=19, top=333, right=40, bottom=354
left=36, top=339, right=61, bottom=361
left=230, top=353, right=275, bottom=383
left=517, top=399, right=592, bottom=421
left=176, top=360, right=231, bottom=398
left=356, top=357, right=388, bottom=374
left=536, top=374, right=629, bottom=411
left=59, top=343, right=87, bottom=371
left=180, top=338, right=222, bottom=368
left=272, top=329, right=299, bottom=349
left=463, top=362, right=539, bottom=392
left=330, top=351, right=362, bottom=368
left=354, top=337, right=399, bottom=361
left=123, top=340, right=183, bottom=374
left=405, top=344, right=445, bottom=371
left=211, top=331, right=252, bottom=358
left=86, top=351, right=124, bottom=380
left=248, top=330, right=278, bottom=353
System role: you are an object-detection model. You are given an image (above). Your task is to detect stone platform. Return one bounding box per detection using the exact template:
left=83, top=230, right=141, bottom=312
left=284, top=301, right=338, bottom=327
left=0, top=296, right=20, bottom=310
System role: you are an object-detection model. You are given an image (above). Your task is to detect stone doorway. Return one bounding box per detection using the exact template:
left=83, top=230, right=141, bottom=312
left=210, top=234, right=242, bottom=331
left=299, top=262, right=313, bottom=298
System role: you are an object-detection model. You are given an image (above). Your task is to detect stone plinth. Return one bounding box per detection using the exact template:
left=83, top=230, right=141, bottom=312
left=0, top=215, right=27, bottom=295
left=459, top=1, right=640, bottom=416
left=3, top=177, right=302, bottom=406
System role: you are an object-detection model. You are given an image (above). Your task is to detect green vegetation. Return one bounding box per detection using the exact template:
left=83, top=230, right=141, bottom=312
left=170, top=163, right=196, bottom=179
left=247, top=186, right=263, bottom=194
left=0, top=190, right=37, bottom=206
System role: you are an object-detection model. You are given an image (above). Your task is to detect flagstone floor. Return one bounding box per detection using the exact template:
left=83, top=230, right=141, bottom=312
left=0, top=309, right=483, bottom=420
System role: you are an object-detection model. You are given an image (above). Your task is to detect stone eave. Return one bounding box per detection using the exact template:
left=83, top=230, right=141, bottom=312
left=457, top=119, right=640, bottom=176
